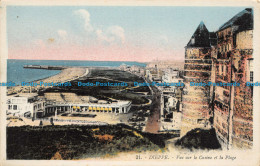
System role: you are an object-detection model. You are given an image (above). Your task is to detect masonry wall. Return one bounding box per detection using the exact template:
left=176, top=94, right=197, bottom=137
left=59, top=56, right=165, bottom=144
left=212, top=28, right=253, bottom=149
left=212, top=27, right=233, bottom=146
left=236, top=30, right=253, bottom=50
left=232, top=30, right=253, bottom=148
left=181, top=47, right=212, bottom=136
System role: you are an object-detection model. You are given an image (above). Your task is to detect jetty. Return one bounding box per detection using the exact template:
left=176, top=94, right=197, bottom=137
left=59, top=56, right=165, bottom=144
left=23, top=65, right=118, bottom=70
left=24, top=65, right=67, bottom=70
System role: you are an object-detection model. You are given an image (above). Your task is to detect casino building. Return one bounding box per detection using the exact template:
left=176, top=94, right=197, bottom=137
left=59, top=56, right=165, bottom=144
left=7, top=92, right=132, bottom=119
left=42, top=92, right=131, bottom=118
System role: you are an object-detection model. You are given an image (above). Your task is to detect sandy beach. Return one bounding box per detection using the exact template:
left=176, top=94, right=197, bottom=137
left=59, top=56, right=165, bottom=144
left=8, top=67, right=89, bottom=94
left=36, top=67, right=89, bottom=84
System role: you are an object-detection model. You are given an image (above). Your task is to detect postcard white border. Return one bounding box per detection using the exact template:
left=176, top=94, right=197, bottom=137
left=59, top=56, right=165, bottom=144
left=0, top=0, right=260, bottom=166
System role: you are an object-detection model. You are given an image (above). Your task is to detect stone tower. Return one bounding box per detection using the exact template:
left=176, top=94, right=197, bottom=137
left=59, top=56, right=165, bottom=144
left=181, top=21, right=216, bottom=136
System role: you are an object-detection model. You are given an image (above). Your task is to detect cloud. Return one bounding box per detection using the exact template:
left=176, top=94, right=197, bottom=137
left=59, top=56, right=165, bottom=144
left=108, top=26, right=125, bottom=44
left=96, top=29, right=114, bottom=43
left=73, top=10, right=125, bottom=45
left=73, top=9, right=93, bottom=32
left=96, top=26, right=125, bottom=44
left=57, top=30, right=67, bottom=39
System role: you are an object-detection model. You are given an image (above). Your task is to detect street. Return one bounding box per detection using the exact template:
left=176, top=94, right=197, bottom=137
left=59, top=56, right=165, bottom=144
left=145, top=84, right=162, bottom=133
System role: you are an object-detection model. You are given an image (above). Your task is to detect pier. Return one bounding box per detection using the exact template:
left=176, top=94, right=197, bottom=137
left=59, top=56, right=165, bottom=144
left=24, top=65, right=67, bottom=70
left=23, top=65, right=119, bottom=70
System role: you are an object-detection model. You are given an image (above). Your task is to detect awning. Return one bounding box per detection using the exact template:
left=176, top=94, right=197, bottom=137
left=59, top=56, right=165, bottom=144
left=89, top=107, right=92, bottom=110
left=108, top=108, right=112, bottom=111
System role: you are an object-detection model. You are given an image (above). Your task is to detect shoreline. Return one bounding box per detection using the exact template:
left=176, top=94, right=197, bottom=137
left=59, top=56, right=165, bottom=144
left=8, top=67, right=89, bottom=94
left=28, top=70, right=62, bottom=84
left=35, top=67, right=89, bottom=84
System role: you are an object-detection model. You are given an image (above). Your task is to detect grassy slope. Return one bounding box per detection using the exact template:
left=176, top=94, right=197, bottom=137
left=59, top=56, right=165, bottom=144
left=39, top=69, right=150, bottom=104
left=7, top=124, right=175, bottom=160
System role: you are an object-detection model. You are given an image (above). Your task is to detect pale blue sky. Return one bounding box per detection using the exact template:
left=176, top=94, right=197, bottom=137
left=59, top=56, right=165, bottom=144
left=7, top=6, right=251, bottom=61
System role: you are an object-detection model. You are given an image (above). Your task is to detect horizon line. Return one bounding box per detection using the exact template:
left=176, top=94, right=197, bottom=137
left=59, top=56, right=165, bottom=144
left=7, top=58, right=185, bottom=63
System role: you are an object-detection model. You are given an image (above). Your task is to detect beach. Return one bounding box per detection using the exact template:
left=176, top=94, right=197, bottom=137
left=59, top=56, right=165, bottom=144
left=8, top=67, right=89, bottom=94
left=36, top=67, right=89, bottom=84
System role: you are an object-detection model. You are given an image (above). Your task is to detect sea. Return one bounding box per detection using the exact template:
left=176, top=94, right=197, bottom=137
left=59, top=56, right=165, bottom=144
left=7, top=59, right=146, bottom=85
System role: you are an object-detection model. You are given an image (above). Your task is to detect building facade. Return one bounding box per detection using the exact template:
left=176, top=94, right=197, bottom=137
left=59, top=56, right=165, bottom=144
left=182, top=8, right=253, bottom=149
left=211, top=8, right=253, bottom=149
left=7, top=93, right=45, bottom=118
left=43, top=101, right=132, bottom=118
left=42, top=92, right=132, bottom=118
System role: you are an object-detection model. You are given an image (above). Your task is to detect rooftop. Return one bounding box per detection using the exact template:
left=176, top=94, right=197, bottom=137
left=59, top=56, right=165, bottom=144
left=218, top=8, right=253, bottom=32
left=8, top=93, right=38, bottom=98
left=186, top=21, right=216, bottom=48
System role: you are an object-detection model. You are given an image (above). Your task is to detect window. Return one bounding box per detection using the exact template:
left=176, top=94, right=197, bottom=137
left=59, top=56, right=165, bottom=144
left=8, top=105, right=12, bottom=110
left=219, top=64, right=222, bottom=75
left=250, top=71, right=253, bottom=82
left=223, top=65, right=226, bottom=76
left=13, top=105, right=17, bottom=110
left=247, top=59, right=253, bottom=82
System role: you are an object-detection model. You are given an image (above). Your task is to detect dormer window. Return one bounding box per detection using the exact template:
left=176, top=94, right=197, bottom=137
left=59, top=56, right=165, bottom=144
left=191, top=38, right=195, bottom=45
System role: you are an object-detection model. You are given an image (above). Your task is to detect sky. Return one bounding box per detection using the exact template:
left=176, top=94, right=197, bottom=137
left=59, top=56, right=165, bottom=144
left=7, top=6, right=249, bottom=62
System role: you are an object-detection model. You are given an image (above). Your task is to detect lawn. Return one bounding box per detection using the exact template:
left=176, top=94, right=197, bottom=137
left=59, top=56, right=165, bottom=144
left=39, top=69, right=150, bottom=105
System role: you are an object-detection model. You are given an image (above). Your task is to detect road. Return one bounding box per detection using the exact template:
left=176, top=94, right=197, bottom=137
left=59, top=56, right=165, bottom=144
left=145, top=84, right=162, bottom=133
left=120, top=71, right=163, bottom=134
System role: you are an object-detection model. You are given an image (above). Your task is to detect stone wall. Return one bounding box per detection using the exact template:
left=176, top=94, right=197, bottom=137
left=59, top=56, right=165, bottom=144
left=236, top=30, right=253, bottom=50
left=212, top=27, right=253, bottom=149
left=181, top=47, right=212, bottom=136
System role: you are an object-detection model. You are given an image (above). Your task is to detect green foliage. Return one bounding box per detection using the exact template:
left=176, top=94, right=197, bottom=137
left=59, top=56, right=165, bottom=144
left=175, top=128, right=221, bottom=150
left=40, top=69, right=150, bottom=105
left=7, top=125, right=161, bottom=160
